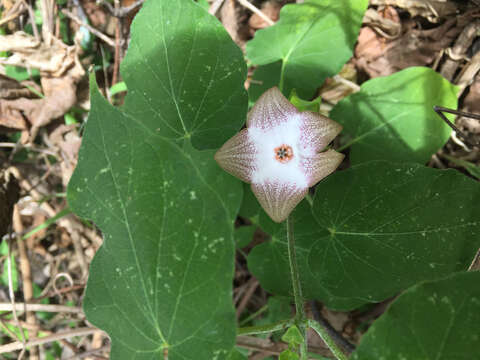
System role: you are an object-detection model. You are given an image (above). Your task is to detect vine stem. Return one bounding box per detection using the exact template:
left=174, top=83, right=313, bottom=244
left=308, top=320, right=349, bottom=360
left=237, top=319, right=294, bottom=336
left=286, top=215, right=307, bottom=358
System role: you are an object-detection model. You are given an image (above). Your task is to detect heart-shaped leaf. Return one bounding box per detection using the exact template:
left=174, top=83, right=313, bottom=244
left=67, top=0, right=247, bottom=357
left=246, top=0, right=368, bottom=98
left=352, top=271, right=480, bottom=359
left=248, top=162, right=480, bottom=310
left=331, top=67, right=458, bottom=164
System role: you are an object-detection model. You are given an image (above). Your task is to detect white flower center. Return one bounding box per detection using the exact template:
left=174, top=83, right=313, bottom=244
left=248, top=116, right=313, bottom=188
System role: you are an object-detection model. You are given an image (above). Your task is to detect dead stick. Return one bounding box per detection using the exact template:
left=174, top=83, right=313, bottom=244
left=13, top=206, right=39, bottom=360
left=112, top=0, right=121, bottom=86
left=236, top=0, right=274, bottom=26
left=61, top=9, right=116, bottom=47
left=0, top=327, right=100, bottom=353
left=0, top=303, right=82, bottom=314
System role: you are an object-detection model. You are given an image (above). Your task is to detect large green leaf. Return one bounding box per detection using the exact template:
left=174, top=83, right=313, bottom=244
left=67, top=0, right=247, bottom=357
left=248, top=162, right=480, bottom=310
left=122, top=0, right=247, bottom=150
left=352, top=271, right=480, bottom=359
left=331, top=67, right=458, bottom=164
left=246, top=0, right=368, bottom=98
left=69, top=77, right=242, bottom=359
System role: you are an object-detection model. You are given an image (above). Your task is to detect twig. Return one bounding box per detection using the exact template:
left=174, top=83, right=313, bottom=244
left=0, top=303, right=82, bottom=314
left=112, top=0, right=121, bottom=86
left=61, top=9, right=115, bottom=47
left=440, top=20, right=480, bottom=81
left=22, top=0, right=40, bottom=40
left=100, top=0, right=144, bottom=17
left=209, top=0, right=225, bottom=15
left=13, top=205, right=39, bottom=360
left=0, top=0, right=26, bottom=27
left=0, top=327, right=99, bottom=353
left=6, top=226, right=27, bottom=358
left=332, top=75, right=361, bottom=92
left=64, top=345, right=110, bottom=359
left=236, top=0, right=274, bottom=26
left=236, top=278, right=259, bottom=318
left=34, top=284, right=85, bottom=301
left=39, top=0, right=55, bottom=45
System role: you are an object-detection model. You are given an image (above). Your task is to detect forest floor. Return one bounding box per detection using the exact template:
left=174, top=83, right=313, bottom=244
left=0, top=0, right=479, bottom=359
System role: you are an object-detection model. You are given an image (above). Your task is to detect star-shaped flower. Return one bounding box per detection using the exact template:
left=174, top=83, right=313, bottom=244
left=215, top=87, right=344, bottom=223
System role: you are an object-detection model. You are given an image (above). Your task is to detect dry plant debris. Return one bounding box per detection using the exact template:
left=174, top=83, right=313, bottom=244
left=0, top=0, right=479, bottom=358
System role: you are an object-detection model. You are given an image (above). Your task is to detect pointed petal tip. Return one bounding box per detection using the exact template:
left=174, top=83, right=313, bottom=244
left=251, top=182, right=308, bottom=223
left=214, top=129, right=256, bottom=183
left=247, top=86, right=298, bottom=130
left=305, top=149, right=345, bottom=188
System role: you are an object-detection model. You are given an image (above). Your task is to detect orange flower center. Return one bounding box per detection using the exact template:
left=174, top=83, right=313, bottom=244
left=274, top=145, right=293, bottom=163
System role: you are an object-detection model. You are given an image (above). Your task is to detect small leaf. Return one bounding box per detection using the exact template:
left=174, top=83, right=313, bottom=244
left=235, top=225, right=256, bottom=249
left=279, top=349, right=300, bottom=360
left=352, top=272, right=480, bottom=360
left=248, top=161, right=480, bottom=310
left=331, top=67, right=459, bottom=164
left=227, top=348, right=248, bottom=360
left=282, top=325, right=304, bottom=346
left=109, top=81, right=127, bottom=96
left=289, top=89, right=321, bottom=113
left=246, top=0, right=368, bottom=98
left=0, top=242, right=18, bottom=292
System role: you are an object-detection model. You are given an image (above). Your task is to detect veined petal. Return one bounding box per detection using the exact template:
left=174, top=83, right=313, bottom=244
left=299, top=112, right=343, bottom=152
left=251, top=181, right=308, bottom=223
left=301, top=149, right=345, bottom=188
left=214, top=129, right=257, bottom=183
left=247, top=87, right=299, bottom=131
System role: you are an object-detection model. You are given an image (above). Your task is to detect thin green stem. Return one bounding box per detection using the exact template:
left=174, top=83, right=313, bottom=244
left=287, top=215, right=307, bottom=359
left=237, top=319, right=294, bottom=336
left=308, top=319, right=349, bottom=360
left=239, top=304, right=268, bottom=326
left=287, top=216, right=305, bottom=322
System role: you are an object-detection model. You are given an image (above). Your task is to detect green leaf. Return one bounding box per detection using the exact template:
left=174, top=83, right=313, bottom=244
left=264, top=296, right=292, bottom=325
left=227, top=348, right=248, bottom=360
left=195, top=0, right=210, bottom=11
left=67, top=0, right=247, bottom=357
left=235, top=225, right=256, bottom=249
left=248, top=61, right=282, bottom=105
left=109, top=81, right=127, bottom=96
left=331, top=67, right=459, bottom=164
left=0, top=242, right=18, bottom=292
left=68, top=75, right=242, bottom=359
left=289, top=89, right=321, bottom=112
left=248, top=162, right=480, bottom=310
left=282, top=325, right=303, bottom=346
left=279, top=349, right=300, bottom=360
left=246, top=0, right=368, bottom=98
left=121, top=0, right=247, bottom=150
left=238, top=183, right=260, bottom=221
left=5, top=65, right=39, bottom=82
left=352, top=271, right=480, bottom=360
